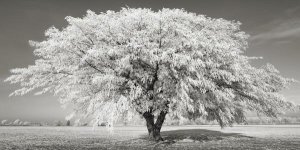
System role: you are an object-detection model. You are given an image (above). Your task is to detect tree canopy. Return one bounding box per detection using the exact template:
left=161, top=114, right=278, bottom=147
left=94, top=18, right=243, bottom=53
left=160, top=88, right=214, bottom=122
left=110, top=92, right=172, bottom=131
left=5, top=8, right=295, bottom=130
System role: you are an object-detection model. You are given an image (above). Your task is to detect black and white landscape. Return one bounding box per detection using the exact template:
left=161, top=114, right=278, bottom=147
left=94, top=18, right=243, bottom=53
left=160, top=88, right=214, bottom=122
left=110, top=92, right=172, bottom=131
left=1, top=0, right=300, bottom=149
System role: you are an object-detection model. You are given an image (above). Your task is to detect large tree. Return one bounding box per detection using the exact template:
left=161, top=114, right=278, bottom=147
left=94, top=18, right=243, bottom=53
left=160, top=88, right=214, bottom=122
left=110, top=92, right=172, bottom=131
left=5, top=8, right=296, bottom=141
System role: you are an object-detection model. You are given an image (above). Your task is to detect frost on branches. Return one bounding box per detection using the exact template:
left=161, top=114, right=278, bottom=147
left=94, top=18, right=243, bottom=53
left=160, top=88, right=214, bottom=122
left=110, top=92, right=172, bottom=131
left=5, top=8, right=296, bottom=141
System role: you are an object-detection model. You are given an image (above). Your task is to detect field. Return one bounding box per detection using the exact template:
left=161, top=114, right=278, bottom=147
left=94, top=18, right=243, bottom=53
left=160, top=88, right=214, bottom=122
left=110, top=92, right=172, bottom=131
left=0, top=125, right=300, bottom=150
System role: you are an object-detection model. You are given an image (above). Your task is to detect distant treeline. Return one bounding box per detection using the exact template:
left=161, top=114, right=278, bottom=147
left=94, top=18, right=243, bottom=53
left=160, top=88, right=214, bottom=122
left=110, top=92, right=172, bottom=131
left=1, top=116, right=300, bottom=127
left=0, top=119, right=72, bottom=126
left=245, top=117, right=300, bottom=125
left=163, top=116, right=300, bottom=126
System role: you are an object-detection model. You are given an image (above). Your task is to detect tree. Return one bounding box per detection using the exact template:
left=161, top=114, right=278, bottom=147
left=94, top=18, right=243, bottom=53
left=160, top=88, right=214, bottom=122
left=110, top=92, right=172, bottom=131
left=13, top=119, right=21, bottom=126
left=66, top=120, right=71, bottom=126
left=1, top=120, right=8, bottom=126
left=23, top=121, right=31, bottom=126
left=54, top=120, right=62, bottom=126
left=5, top=8, right=296, bottom=141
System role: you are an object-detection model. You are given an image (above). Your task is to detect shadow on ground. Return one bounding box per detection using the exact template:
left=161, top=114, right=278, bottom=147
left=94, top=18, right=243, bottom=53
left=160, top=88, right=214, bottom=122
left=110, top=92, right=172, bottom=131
left=112, top=129, right=252, bottom=149
left=161, top=129, right=250, bottom=142
left=126, top=128, right=254, bottom=149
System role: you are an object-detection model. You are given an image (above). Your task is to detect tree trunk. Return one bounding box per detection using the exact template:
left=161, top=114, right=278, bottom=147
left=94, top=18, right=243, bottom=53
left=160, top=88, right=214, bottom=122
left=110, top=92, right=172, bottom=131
left=143, top=111, right=167, bottom=141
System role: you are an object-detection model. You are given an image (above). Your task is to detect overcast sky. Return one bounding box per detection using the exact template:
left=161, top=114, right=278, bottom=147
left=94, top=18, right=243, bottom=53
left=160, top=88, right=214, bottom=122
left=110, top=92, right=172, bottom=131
left=1, top=0, right=299, bottom=122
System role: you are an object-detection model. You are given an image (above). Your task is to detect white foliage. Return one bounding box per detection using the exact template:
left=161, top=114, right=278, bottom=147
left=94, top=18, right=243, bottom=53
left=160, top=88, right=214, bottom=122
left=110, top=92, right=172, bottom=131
left=13, top=119, right=21, bottom=126
left=5, top=8, right=296, bottom=127
left=1, top=120, right=8, bottom=125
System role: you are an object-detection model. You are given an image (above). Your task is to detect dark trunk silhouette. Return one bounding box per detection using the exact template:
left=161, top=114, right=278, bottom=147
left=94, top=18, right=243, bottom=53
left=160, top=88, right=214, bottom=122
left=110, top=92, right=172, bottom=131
left=143, top=111, right=167, bottom=141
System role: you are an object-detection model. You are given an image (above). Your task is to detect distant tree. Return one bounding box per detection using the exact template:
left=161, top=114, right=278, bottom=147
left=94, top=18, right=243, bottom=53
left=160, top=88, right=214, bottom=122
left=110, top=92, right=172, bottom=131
left=54, top=120, right=62, bottom=126
left=66, top=120, right=71, bottom=126
left=18, top=121, right=24, bottom=126
left=22, top=121, right=31, bottom=126
left=13, top=119, right=21, bottom=126
left=99, top=122, right=107, bottom=126
left=1, top=120, right=7, bottom=126
left=5, top=8, right=297, bottom=141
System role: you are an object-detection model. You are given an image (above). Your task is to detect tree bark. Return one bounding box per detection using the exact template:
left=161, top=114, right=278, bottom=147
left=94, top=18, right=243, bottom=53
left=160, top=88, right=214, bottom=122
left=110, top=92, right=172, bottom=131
left=143, top=111, right=167, bottom=141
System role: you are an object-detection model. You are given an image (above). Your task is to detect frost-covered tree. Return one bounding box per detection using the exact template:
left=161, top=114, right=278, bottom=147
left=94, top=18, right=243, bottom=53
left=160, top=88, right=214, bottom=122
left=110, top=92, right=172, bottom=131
left=13, top=119, right=21, bottom=126
left=1, top=120, right=8, bottom=126
left=5, top=8, right=296, bottom=141
left=22, top=121, right=31, bottom=126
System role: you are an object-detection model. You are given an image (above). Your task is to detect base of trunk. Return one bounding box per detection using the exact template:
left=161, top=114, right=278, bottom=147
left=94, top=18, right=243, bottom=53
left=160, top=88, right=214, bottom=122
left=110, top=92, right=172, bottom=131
left=143, top=111, right=167, bottom=142
left=148, top=127, right=163, bottom=141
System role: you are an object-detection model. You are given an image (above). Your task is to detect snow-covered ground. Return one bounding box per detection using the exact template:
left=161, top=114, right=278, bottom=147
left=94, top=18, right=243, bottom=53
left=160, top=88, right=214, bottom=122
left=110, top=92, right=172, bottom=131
left=0, top=125, right=299, bottom=149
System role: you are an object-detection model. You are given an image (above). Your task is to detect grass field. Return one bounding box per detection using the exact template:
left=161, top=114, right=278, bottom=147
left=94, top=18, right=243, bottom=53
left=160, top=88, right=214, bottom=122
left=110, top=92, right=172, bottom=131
left=0, top=125, right=299, bottom=150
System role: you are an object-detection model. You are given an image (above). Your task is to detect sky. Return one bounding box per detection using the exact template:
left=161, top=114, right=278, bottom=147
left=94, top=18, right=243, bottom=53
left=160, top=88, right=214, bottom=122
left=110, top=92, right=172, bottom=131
left=0, top=0, right=299, bottom=122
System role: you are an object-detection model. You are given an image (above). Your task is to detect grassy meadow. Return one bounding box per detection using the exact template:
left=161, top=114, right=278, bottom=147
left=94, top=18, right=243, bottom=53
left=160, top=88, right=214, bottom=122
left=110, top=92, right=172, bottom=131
left=0, top=125, right=299, bottom=150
